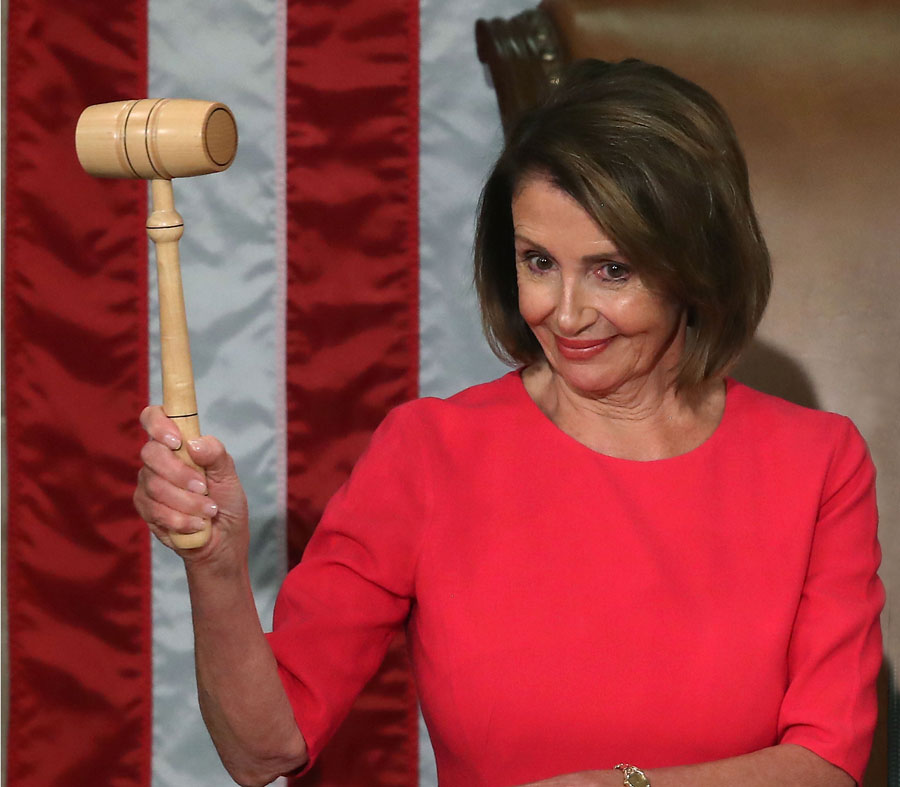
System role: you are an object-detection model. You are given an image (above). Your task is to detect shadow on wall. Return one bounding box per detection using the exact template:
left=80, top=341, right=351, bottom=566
left=733, top=339, right=896, bottom=787
left=868, top=660, right=898, bottom=787
left=732, top=339, right=820, bottom=410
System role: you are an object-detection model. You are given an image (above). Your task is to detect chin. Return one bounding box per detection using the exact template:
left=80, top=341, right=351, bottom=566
left=550, top=358, right=622, bottom=396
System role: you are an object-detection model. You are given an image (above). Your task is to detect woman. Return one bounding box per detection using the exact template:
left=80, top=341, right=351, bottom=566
left=135, top=60, right=883, bottom=787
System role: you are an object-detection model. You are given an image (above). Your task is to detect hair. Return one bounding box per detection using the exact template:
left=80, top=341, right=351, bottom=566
left=474, top=58, right=771, bottom=390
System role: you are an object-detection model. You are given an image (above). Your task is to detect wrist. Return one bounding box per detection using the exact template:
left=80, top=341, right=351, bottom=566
left=615, top=764, right=651, bottom=787
left=185, top=550, right=252, bottom=603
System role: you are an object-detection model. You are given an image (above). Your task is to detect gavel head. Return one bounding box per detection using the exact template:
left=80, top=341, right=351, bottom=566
left=76, top=98, right=238, bottom=179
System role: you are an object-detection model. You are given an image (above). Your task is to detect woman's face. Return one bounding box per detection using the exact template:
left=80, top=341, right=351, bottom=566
left=512, top=174, right=685, bottom=398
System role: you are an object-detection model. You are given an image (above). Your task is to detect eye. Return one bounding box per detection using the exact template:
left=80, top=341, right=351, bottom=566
left=521, top=252, right=555, bottom=274
left=599, top=261, right=630, bottom=281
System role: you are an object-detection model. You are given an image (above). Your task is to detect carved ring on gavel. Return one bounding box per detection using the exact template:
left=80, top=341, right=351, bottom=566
left=76, top=98, right=239, bottom=549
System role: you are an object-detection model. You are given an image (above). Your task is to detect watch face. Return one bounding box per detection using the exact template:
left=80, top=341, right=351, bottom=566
left=624, top=770, right=651, bottom=787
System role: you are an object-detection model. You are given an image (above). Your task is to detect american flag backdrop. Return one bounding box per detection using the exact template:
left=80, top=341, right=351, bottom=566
left=3, top=0, right=524, bottom=784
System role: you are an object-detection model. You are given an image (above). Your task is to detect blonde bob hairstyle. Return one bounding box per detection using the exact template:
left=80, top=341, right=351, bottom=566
left=474, top=59, right=771, bottom=390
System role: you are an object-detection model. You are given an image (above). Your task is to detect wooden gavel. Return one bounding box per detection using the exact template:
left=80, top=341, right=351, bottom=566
left=76, top=98, right=238, bottom=549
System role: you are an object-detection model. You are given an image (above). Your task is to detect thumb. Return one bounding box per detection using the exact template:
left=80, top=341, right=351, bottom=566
left=186, top=435, right=236, bottom=482
left=185, top=436, right=248, bottom=518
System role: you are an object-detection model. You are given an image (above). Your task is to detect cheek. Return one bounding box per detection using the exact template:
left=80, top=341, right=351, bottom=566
left=610, top=290, right=679, bottom=334
left=515, top=275, right=549, bottom=328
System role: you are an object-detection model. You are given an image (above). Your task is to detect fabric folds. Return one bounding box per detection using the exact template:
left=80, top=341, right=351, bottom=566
left=284, top=0, right=420, bottom=784
left=5, top=1, right=152, bottom=784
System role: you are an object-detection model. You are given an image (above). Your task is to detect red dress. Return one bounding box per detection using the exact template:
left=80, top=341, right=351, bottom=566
left=267, top=372, right=883, bottom=785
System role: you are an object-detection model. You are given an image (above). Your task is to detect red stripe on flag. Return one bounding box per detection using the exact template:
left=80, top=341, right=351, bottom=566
left=5, top=1, right=152, bottom=784
left=285, top=0, right=420, bottom=784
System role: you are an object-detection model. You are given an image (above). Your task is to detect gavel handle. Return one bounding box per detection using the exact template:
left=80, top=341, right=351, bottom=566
left=147, top=178, right=211, bottom=549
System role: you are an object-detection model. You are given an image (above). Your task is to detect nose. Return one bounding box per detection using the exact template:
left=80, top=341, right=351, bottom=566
left=556, top=277, right=599, bottom=335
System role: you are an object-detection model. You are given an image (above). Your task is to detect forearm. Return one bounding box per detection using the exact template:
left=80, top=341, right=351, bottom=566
left=646, top=744, right=853, bottom=786
left=526, top=744, right=853, bottom=787
left=187, top=559, right=308, bottom=786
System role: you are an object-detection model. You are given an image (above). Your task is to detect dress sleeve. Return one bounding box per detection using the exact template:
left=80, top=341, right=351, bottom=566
left=777, top=417, right=884, bottom=784
left=265, top=403, right=432, bottom=769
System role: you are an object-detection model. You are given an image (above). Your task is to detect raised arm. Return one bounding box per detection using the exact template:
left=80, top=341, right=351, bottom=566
left=134, top=406, right=308, bottom=785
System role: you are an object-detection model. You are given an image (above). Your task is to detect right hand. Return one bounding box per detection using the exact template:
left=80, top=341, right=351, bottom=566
left=134, top=406, right=249, bottom=565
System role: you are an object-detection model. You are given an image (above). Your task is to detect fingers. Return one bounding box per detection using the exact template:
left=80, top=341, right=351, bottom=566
left=134, top=471, right=211, bottom=538
left=140, top=436, right=207, bottom=492
left=137, top=456, right=218, bottom=520
left=140, top=405, right=183, bottom=450
left=182, top=437, right=249, bottom=523
left=136, top=409, right=217, bottom=540
left=135, top=407, right=249, bottom=555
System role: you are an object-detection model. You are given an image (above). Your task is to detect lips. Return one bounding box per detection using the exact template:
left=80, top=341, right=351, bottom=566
left=554, top=334, right=615, bottom=361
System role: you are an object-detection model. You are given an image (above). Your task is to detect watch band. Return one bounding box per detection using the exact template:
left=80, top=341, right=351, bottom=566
left=615, top=763, right=651, bottom=787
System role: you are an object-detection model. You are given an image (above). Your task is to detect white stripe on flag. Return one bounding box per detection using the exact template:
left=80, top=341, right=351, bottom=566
left=419, top=0, right=513, bottom=403
left=419, top=0, right=530, bottom=783
left=148, top=0, right=287, bottom=783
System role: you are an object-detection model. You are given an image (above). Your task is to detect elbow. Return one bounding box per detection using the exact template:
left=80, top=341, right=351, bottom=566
left=232, top=774, right=286, bottom=787
left=229, top=771, right=274, bottom=787
left=228, top=756, right=308, bottom=787
left=225, top=738, right=309, bottom=786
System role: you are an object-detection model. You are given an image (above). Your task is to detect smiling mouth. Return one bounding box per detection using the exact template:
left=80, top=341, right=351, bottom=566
left=554, top=335, right=615, bottom=360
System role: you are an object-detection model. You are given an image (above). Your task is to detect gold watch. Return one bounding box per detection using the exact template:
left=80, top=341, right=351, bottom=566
left=615, top=763, right=651, bottom=787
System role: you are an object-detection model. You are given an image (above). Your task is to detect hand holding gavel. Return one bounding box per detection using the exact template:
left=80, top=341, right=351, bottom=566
left=76, top=99, right=238, bottom=548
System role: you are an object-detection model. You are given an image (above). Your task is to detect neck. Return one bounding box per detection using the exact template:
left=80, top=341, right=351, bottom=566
left=554, top=366, right=681, bottom=422
left=522, top=362, right=726, bottom=461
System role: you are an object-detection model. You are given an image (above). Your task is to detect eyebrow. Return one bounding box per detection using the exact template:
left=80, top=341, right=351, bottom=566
left=513, top=233, right=627, bottom=262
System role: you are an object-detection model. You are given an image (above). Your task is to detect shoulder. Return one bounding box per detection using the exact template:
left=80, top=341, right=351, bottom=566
left=383, top=371, right=526, bottom=434
left=725, top=379, right=873, bottom=485
left=727, top=378, right=864, bottom=448
left=362, top=371, right=532, bottom=469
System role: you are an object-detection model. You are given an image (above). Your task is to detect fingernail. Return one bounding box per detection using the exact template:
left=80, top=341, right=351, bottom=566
left=188, top=439, right=203, bottom=452
left=164, top=433, right=182, bottom=450
left=187, top=479, right=207, bottom=495
left=204, top=501, right=218, bottom=517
